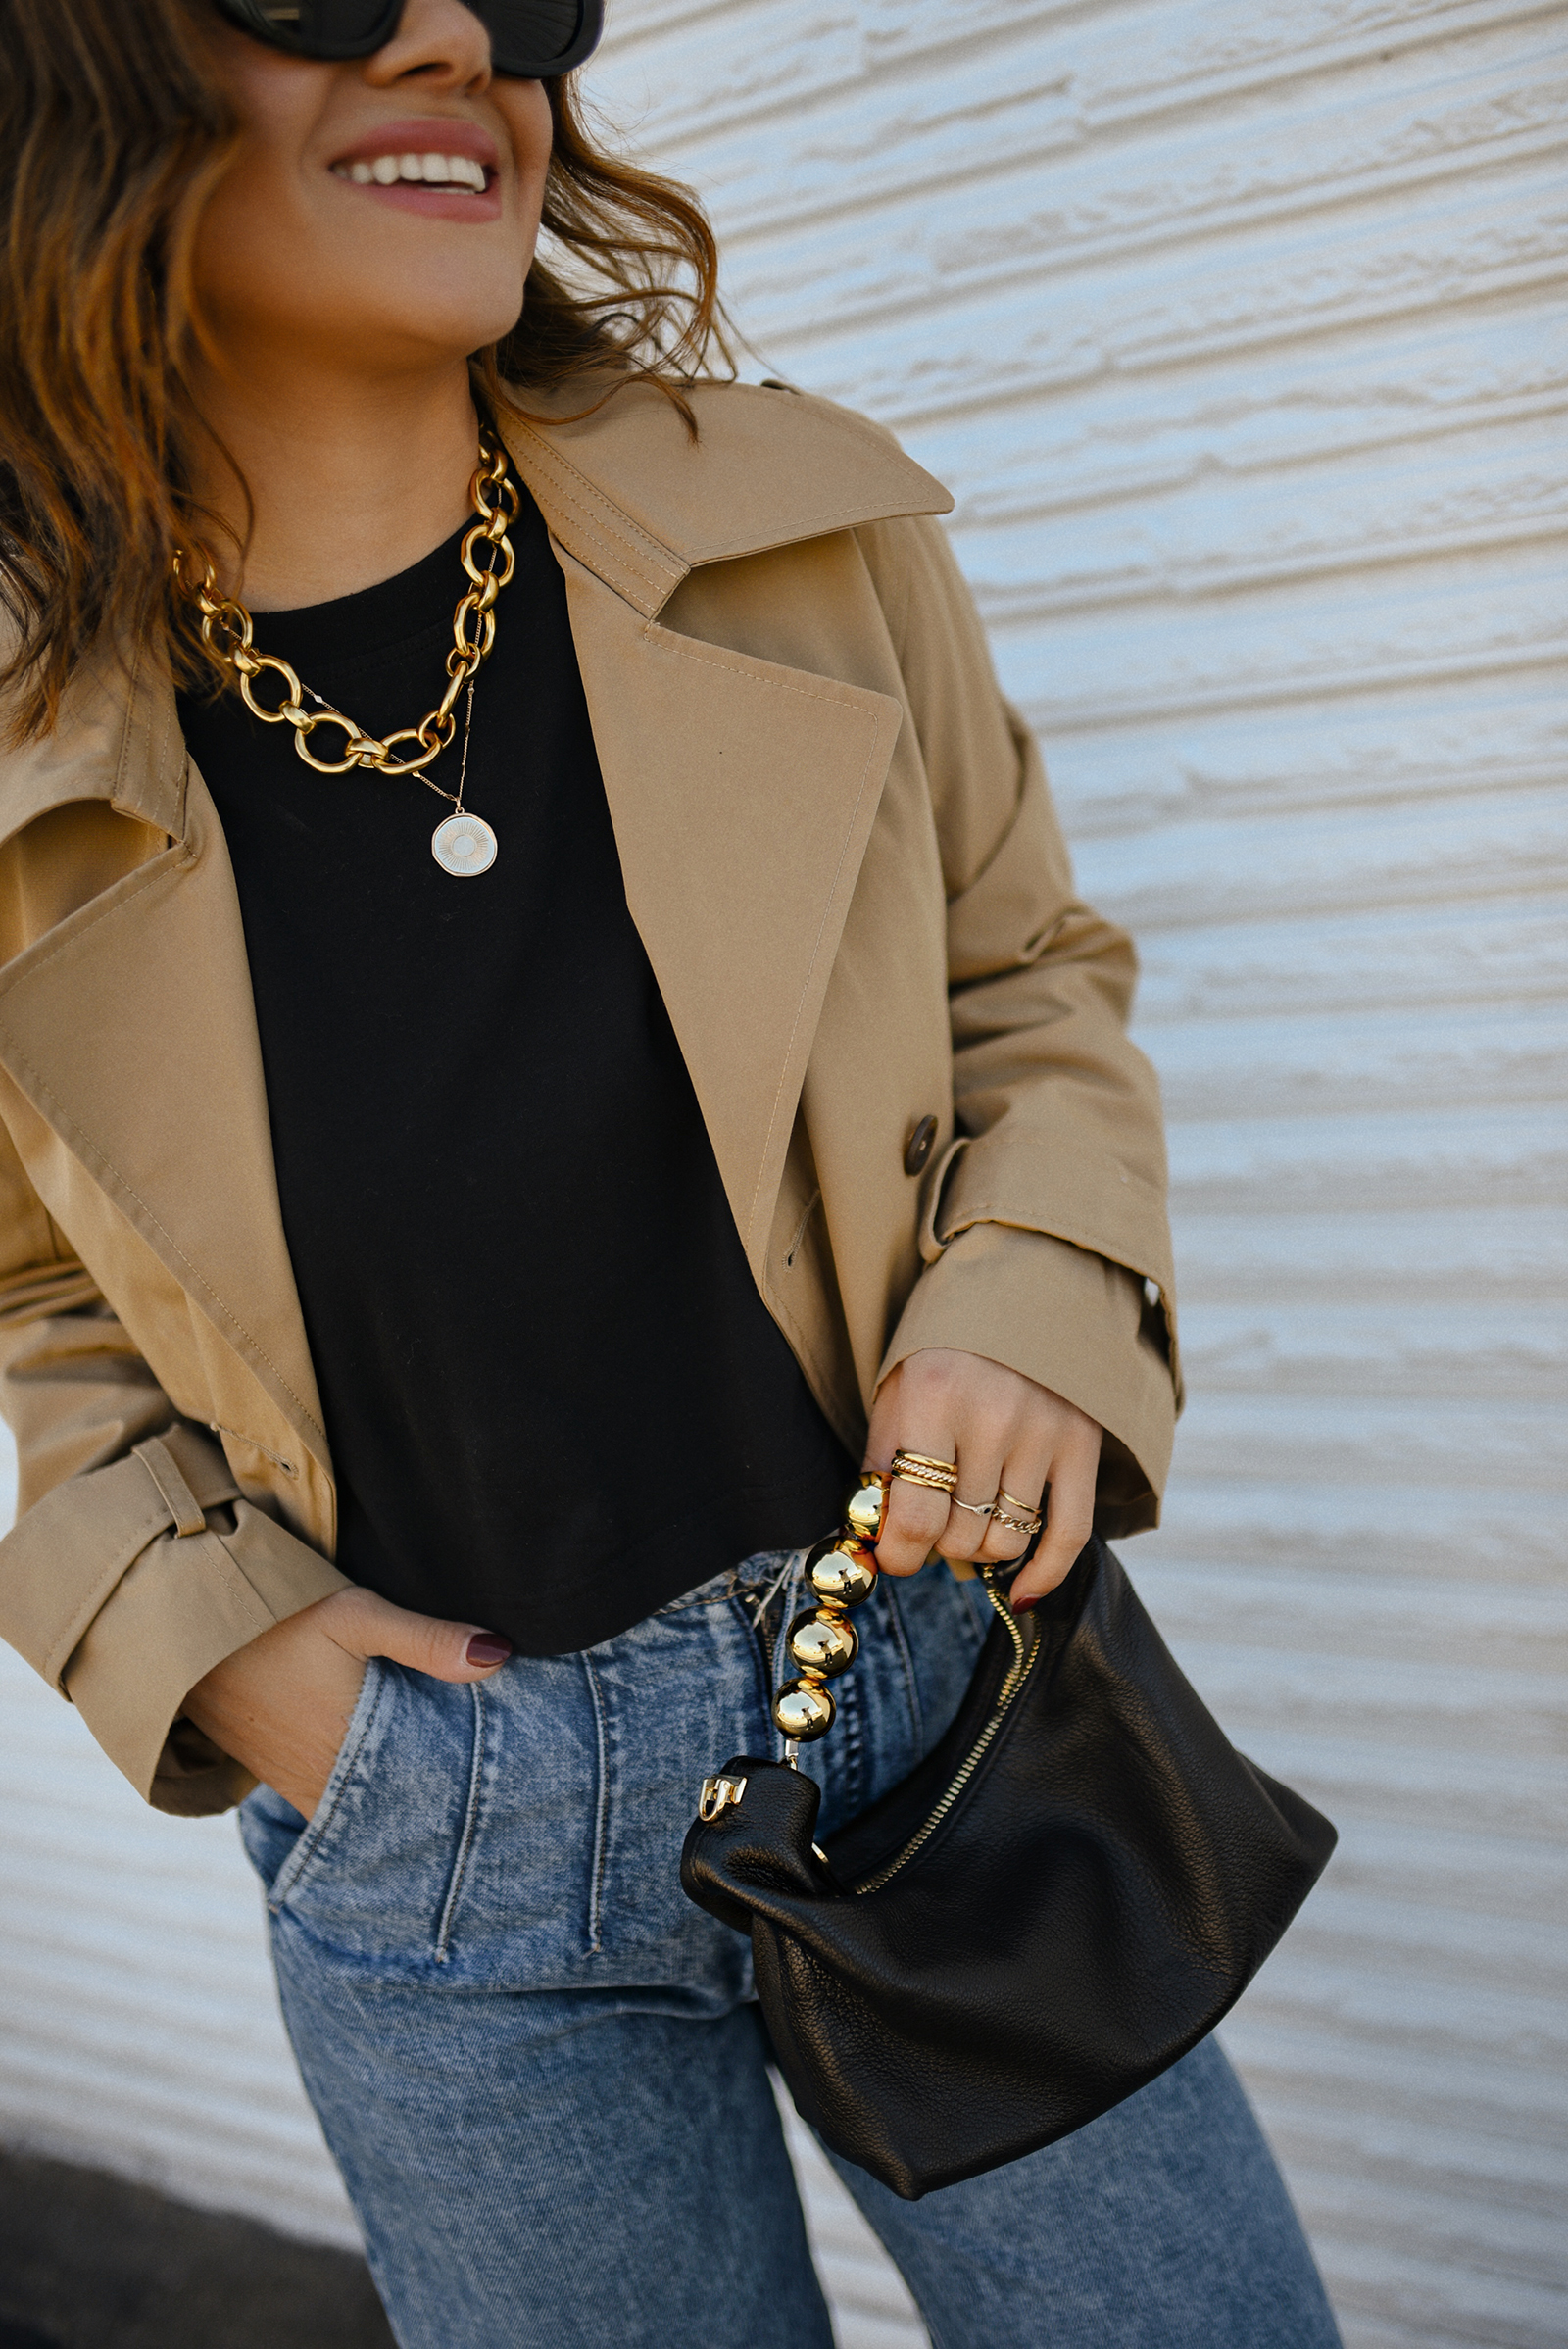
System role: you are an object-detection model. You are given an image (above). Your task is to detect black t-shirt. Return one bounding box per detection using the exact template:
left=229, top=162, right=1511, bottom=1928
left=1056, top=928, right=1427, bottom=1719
left=176, top=489, right=852, bottom=1652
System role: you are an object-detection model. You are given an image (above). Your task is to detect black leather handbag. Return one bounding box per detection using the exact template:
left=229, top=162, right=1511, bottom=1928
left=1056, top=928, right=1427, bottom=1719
left=681, top=1488, right=1336, bottom=2201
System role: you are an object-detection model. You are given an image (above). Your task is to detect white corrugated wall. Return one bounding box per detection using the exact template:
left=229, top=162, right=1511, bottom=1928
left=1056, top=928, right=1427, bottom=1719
left=2, top=3, right=1564, bottom=2345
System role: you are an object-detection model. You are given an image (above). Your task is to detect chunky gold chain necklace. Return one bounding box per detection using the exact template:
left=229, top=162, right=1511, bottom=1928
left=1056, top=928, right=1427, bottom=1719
left=172, top=430, right=517, bottom=878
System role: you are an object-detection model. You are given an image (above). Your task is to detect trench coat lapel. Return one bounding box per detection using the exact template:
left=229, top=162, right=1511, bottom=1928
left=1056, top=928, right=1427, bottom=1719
left=0, top=643, right=333, bottom=1475
left=501, top=386, right=952, bottom=1258
left=561, top=552, right=903, bottom=1260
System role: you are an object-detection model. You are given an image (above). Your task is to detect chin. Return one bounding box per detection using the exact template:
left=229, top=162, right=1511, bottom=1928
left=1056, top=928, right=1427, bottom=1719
left=323, top=272, right=527, bottom=367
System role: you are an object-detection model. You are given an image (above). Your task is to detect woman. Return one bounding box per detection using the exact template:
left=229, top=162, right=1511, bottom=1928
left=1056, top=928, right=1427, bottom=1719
left=0, top=3, right=1341, bottom=2343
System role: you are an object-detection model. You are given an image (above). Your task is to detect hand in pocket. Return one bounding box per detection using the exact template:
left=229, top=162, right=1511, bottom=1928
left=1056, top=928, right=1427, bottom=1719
left=183, top=1587, right=512, bottom=1817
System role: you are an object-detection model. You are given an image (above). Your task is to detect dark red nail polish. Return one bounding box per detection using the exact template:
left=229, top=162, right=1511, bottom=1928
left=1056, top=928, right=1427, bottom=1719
left=1010, top=1595, right=1037, bottom=1616
left=466, top=1632, right=512, bottom=1666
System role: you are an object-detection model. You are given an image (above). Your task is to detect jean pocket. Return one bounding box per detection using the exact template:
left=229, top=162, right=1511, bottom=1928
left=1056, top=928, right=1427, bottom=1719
left=236, top=1657, right=373, bottom=1898
left=264, top=1660, right=490, bottom=1971
left=263, top=1655, right=384, bottom=1914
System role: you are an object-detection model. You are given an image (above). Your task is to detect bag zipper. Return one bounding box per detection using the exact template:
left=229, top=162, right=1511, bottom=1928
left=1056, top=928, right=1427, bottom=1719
left=851, top=1577, right=1039, bottom=1895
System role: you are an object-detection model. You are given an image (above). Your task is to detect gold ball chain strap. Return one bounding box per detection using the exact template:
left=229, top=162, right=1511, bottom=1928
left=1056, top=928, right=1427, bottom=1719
left=768, top=1463, right=1042, bottom=1754
left=771, top=1472, right=891, bottom=1747
left=171, top=430, right=518, bottom=779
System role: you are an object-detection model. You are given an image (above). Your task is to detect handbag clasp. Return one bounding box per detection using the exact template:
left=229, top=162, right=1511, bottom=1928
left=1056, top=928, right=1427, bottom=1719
left=698, top=1774, right=748, bottom=1822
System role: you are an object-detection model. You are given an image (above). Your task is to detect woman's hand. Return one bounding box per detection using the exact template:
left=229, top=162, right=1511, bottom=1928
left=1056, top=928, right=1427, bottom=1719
left=182, top=1588, right=513, bottom=1819
left=865, top=1348, right=1102, bottom=1609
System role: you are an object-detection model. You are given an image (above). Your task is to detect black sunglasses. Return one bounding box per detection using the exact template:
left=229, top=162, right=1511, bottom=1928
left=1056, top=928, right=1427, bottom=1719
left=211, top=0, right=603, bottom=80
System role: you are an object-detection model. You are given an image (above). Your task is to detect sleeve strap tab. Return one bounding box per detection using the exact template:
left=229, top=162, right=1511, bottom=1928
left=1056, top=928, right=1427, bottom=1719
left=132, top=1437, right=211, bottom=1539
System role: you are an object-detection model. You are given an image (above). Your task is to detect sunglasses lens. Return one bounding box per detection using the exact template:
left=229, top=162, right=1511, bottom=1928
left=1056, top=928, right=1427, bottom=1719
left=224, top=0, right=399, bottom=45
left=216, top=0, right=601, bottom=73
left=481, top=0, right=598, bottom=73
left=307, top=0, right=405, bottom=37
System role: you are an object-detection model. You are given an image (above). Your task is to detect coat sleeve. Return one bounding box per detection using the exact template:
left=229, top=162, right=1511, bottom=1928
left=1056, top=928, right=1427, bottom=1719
left=856, top=512, right=1180, bottom=1535
left=0, top=1120, right=347, bottom=1815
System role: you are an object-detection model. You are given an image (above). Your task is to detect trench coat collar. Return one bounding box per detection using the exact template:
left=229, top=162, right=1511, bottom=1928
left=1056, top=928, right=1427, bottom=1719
left=0, top=377, right=951, bottom=836
left=0, top=380, right=952, bottom=1479
left=496, top=375, right=951, bottom=618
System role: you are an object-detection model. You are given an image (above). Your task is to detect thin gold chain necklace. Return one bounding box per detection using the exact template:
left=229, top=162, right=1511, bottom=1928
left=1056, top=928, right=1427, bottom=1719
left=172, top=430, right=517, bottom=878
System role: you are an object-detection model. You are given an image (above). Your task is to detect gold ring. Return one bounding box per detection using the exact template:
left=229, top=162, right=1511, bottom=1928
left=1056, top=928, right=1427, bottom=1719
left=893, top=1464, right=958, bottom=1493
left=891, top=1447, right=958, bottom=1495
left=992, top=1506, right=1041, bottom=1537
left=951, top=1496, right=995, bottom=1519
left=998, top=1487, right=1043, bottom=1518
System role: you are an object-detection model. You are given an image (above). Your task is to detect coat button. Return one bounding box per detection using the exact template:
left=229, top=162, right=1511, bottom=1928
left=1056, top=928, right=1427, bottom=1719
left=904, top=1115, right=939, bottom=1176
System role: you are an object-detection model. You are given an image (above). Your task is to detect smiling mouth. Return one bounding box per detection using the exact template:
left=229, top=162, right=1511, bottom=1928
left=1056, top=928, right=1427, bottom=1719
left=331, top=151, right=492, bottom=192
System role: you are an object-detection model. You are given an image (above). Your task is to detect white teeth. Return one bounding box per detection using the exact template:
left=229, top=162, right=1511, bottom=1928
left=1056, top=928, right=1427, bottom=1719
left=342, top=152, right=488, bottom=190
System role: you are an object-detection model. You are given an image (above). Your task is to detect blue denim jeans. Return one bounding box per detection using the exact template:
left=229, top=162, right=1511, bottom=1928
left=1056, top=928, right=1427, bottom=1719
left=240, top=1551, right=1341, bottom=2349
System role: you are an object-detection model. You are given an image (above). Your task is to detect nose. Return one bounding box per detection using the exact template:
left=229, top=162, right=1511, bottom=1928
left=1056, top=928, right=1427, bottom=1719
left=364, top=0, right=493, bottom=93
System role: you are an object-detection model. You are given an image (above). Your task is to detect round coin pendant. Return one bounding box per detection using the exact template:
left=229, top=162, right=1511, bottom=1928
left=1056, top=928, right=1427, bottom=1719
left=431, top=812, right=498, bottom=877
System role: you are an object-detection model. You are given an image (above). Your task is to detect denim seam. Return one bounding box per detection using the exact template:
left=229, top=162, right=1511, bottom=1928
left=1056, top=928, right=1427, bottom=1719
left=654, top=1589, right=746, bottom=1618
left=267, top=1662, right=385, bottom=1915
left=434, top=1680, right=487, bottom=1965
left=883, top=1575, right=925, bottom=1757
left=772, top=1555, right=807, bottom=1762
left=721, top=1590, right=775, bottom=1755
left=582, top=1654, right=611, bottom=1957
left=840, top=1664, right=866, bottom=1821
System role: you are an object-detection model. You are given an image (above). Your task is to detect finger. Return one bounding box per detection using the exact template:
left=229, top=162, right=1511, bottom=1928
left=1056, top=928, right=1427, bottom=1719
left=976, top=1437, right=1052, bottom=1569
left=316, top=1586, right=513, bottom=1680
left=1008, top=1435, right=1101, bottom=1608
left=863, top=1370, right=956, bottom=1577
left=868, top=1463, right=950, bottom=1577
left=934, top=1437, right=1007, bottom=1564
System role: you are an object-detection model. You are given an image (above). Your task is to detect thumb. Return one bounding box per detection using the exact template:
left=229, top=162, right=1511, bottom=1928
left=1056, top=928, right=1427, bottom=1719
left=317, top=1587, right=513, bottom=1683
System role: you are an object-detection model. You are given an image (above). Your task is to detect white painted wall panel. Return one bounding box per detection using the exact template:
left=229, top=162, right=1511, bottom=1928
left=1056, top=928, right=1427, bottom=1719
left=1, top=6, right=1564, bottom=2348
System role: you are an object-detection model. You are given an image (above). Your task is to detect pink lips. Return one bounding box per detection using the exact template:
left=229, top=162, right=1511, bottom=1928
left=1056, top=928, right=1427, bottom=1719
left=329, top=117, right=503, bottom=222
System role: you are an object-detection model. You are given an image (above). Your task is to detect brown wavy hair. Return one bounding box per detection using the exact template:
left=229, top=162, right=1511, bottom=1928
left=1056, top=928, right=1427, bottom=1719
left=0, top=0, right=730, bottom=743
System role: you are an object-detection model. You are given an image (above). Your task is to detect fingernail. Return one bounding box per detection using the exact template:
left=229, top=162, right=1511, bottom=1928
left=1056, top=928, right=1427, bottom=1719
left=1010, top=1595, right=1037, bottom=1616
left=466, top=1632, right=512, bottom=1666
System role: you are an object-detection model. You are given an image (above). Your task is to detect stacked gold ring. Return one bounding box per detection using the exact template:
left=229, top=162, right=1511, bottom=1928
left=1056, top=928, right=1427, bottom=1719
left=890, top=1447, right=959, bottom=1495
left=993, top=1487, right=1044, bottom=1538
left=772, top=1474, right=888, bottom=1744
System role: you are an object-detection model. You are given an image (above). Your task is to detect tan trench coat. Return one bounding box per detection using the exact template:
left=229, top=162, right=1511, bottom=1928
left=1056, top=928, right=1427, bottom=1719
left=0, top=381, right=1179, bottom=1817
